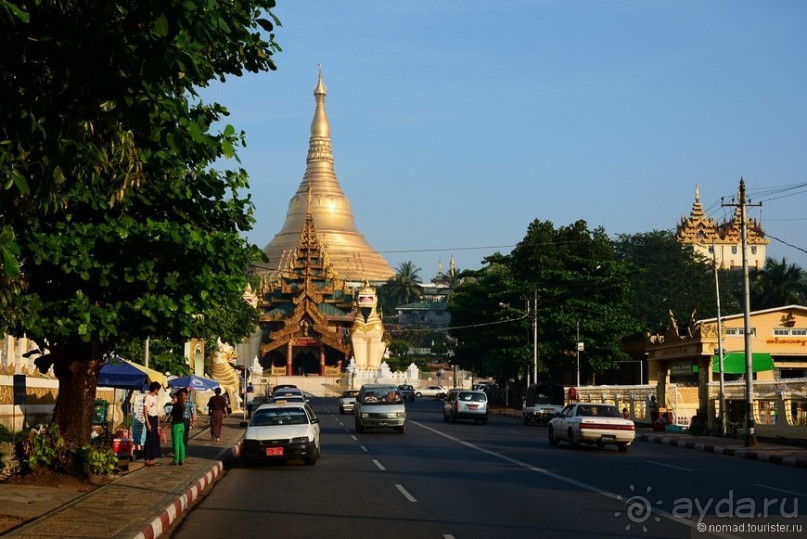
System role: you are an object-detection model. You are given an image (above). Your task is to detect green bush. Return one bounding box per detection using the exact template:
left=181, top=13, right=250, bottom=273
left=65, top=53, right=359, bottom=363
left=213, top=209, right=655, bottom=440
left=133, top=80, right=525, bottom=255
left=76, top=439, right=118, bottom=476
left=20, top=424, right=72, bottom=472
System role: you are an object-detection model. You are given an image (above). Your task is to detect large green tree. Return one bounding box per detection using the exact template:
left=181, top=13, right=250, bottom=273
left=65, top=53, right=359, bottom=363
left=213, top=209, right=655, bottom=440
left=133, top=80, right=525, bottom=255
left=1, top=0, right=279, bottom=446
left=613, top=230, right=742, bottom=333
left=507, top=219, right=638, bottom=381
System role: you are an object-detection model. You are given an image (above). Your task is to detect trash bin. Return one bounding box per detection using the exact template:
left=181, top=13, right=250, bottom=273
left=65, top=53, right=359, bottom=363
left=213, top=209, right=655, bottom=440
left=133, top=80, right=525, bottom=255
left=93, top=400, right=108, bottom=424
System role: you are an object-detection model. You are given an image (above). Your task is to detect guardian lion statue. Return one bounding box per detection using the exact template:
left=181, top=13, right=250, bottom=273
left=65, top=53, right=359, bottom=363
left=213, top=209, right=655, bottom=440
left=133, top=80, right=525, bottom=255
left=210, top=338, right=243, bottom=413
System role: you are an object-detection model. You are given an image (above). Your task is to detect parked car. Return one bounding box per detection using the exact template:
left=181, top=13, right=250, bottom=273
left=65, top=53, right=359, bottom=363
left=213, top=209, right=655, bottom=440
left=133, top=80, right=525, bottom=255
left=548, top=403, right=635, bottom=452
left=522, top=382, right=566, bottom=425
left=415, top=385, right=447, bottom=399
left=240, top=401, right=321, bottom=466
left=339, top=389, right=360, bottom=414
left=397, top=384, right=415, bottom=401
left=443, top=389, right=489, bottom=424
left=355, top=384, right=406, bottom=433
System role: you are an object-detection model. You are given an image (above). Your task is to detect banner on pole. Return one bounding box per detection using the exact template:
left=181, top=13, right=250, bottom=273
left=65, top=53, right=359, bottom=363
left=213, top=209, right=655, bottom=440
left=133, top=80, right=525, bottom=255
left=13, top=374, right=26, bottom=405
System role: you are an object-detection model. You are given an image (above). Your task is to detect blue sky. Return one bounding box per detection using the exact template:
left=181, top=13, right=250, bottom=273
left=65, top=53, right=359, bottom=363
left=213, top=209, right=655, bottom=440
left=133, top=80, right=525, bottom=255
left=203, top=0, right=807, bottom=279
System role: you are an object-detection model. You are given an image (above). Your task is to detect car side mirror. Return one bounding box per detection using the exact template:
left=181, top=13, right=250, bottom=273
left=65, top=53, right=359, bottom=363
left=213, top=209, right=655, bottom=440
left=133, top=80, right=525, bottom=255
left=311, top=417, right=320, bottom=424
left=239, top=421, right=249, bottom=428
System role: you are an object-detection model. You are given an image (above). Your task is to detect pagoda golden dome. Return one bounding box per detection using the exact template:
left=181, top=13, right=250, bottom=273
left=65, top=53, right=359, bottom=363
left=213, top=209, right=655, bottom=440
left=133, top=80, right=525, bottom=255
left=263, top=69, right=394, bottom=282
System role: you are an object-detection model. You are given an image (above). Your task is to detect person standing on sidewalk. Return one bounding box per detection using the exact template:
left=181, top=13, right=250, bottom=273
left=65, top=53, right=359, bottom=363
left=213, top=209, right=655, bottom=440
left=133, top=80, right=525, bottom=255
left=170, top=390, right=187, bottom=465
left=143, top=381, right=162, bottom=466
left=181, top=388, right=196, bottom=446
left=207, top=387, right=227, bottom=442
left=648, top=395, right=659, bottom=423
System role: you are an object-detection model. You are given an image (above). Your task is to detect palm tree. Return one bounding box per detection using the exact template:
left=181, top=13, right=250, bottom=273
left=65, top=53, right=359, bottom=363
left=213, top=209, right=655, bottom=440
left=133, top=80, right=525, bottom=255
left=750, top=257, right=807, bottom=309
left=384, top=261, right=424, bottom=308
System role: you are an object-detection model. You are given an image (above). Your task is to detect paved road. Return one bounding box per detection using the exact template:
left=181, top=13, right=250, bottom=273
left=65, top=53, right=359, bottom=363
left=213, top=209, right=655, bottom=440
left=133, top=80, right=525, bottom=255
left=172, top=397, right=807, bottom=539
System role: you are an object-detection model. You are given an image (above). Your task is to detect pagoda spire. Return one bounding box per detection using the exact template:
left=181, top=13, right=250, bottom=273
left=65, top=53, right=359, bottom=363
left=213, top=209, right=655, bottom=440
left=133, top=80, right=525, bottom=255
left=263, top=68, right=394, bottom=282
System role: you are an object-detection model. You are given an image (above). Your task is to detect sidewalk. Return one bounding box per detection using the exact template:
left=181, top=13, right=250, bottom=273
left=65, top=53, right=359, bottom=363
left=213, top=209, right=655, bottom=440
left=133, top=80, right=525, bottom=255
left=1, top=416, right=246, bottom=539
left=492, top=407, right=807, bottom=468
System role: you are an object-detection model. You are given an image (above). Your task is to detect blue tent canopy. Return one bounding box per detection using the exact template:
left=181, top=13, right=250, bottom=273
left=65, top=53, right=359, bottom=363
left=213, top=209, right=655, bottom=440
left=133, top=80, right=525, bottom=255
left=168, top=374, right=219, bottom=391
left=98, top=357, right=148, bottom=390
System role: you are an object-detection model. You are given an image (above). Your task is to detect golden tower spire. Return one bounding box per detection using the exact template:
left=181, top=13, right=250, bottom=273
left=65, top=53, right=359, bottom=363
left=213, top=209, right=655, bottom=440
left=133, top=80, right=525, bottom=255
left=263, top=69, right=394, bottom=282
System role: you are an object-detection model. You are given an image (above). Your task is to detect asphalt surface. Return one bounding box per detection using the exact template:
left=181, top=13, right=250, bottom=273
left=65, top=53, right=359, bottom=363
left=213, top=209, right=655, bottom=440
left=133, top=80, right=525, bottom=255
left=1, top=406, right=806, bottom=538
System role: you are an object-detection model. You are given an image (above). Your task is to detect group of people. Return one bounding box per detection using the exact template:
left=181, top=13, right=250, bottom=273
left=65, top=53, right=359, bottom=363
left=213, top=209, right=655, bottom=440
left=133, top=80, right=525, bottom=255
left=140, top=383, right=231, bottom=467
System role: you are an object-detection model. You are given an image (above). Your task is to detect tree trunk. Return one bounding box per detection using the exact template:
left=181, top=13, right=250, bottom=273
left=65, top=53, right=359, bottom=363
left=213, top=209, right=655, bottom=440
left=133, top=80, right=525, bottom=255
left=53, top=355, right=101, bottom=448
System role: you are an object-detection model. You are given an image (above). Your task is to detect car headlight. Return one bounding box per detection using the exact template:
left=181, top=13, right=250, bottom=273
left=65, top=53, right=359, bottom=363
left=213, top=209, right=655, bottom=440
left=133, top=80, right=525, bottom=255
left=395, top=412, right=405, bottom=418
left=361, top=413, right=369, bottom=418
left=291, top=436, right=309, bottom=444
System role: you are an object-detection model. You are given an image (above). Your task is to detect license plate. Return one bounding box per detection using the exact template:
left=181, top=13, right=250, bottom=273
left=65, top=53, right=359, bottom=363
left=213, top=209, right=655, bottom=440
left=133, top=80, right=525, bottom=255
left=266, top=447, right=284, bottom=457
left=467, top=404, right=478, bottom=410
left=601, top=435, right=616, bottom=442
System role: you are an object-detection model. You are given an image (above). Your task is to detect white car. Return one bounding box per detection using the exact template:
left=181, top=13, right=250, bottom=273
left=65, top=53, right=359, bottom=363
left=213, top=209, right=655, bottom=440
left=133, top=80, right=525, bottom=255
left=339, top=390, right=359, bottom=414
left=415, top=385, right=447, bottom=399
left=240, top=401, right=321, bottom=466
left=548, top=403, right=635, bottom=452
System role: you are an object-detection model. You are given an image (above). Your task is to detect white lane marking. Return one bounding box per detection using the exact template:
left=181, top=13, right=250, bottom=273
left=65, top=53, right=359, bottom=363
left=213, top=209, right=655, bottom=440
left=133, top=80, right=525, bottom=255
left=410, top=420, right=738, bottom=539
left=373, top=459, right=386, bottom=471
left=754, top=483, right=807, bottom=497
left=360, top=445, right=368, bottom=452
left=644, top=460, right=692, bottom=472
left=350, top=435, right=357, bottom=441
left=443, top=535, right=456, bottom=539
left=395, top=483, right=417, bottom=502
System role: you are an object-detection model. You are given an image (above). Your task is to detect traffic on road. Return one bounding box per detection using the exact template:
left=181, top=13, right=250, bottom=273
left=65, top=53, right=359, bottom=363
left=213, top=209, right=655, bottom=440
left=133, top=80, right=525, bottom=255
left=172, top=395, right=806, bottom=539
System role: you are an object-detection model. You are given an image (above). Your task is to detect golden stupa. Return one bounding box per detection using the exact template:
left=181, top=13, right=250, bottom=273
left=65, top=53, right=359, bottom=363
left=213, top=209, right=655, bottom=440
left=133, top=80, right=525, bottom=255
left=263, top=70, right=394, bottom=282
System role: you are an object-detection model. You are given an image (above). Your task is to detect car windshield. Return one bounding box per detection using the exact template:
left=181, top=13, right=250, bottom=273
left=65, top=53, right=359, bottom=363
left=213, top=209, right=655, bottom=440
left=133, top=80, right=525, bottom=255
left=251, top=408, right=309, bottom=426
left=341, top=391, right=359, bottom=398
left=362, top=389, right=402, bottom=404
left=459, top=392, right=486, bottom=402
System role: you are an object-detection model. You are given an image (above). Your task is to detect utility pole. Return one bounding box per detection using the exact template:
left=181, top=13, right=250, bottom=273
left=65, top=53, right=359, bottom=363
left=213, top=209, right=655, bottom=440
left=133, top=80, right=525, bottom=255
left=712, top=240, right=727, bottom=437
left=533, top=289, right=538, bottom=386
left=723, top=178, right=760, bottom=447
left=576, top=321, right=582, bottom=388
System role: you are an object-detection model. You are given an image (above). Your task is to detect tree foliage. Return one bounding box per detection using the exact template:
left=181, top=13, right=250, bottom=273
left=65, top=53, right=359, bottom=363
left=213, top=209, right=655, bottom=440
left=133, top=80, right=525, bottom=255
left=450, top=220, right=639, bottom=384
left=1, top=0, right=280, bottom=446
left=613, top=230, right=742, bottom=332
left=378, top=261, right=424, bottom=316
left=750, top=257, right=807, bottom=310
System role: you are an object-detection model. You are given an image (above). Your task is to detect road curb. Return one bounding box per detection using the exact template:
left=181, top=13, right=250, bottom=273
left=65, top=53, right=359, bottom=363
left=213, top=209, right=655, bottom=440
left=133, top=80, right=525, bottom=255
left=637, top=434, right=807, bottom=469
left=133, top=441, right=242, bottom=539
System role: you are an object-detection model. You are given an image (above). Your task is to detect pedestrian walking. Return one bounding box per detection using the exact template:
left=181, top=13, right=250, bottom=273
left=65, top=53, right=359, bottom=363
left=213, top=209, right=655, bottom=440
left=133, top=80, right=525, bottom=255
left=170, top=390, right=187, bottom=465
left=143, top=381, right=162, bottom=466
left=246, top=384, right=255, bottom=418
left=207, top=387, right=228, bottom=441
left=182, top=388, right=196, bottom=446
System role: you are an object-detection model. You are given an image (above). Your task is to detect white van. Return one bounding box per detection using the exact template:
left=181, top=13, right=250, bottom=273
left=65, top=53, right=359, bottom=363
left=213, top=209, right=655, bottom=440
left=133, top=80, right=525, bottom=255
left=355, top=384, right=406, bottom=434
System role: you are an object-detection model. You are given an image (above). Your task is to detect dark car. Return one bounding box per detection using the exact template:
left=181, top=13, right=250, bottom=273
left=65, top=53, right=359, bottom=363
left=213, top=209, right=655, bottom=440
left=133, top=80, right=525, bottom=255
left=397, top=384, right=415, bottom=401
